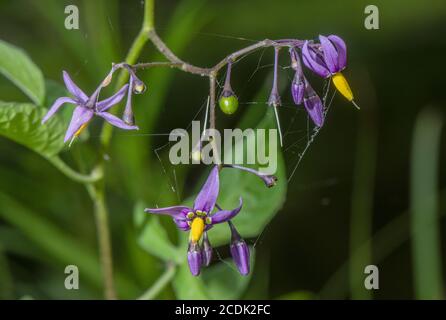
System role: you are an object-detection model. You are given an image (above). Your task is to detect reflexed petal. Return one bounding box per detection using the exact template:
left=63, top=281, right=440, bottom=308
left=193, top=166, right=219, bottom=213
left=123, top=77, right=135, bottom=125
left=230, top=241, right=250, bottom=276
left=174, top=218, right=190, bottom=231
left=202, top=232, right=213, bottom=266
left=303, top=81, right=324, bottom=127
left=96, top=84, right=129, bottom=112
left=41, top=97, right=75, bottom=124
left=144, top=205, right=190, bottom=220
left=187, top=242, right=202, bottom=276
left=328, top=35, right=347, bottom=70
left=63, top=71, right=88, bottom=102
left=302, top=41, right=330, bottom=78
left=210, top=197, right=243, bottom=224
left=319, top=35, right=340, bottom=74
left=97, top=112, right=139, bottom=130
left=229, top=221, right=250, bottom=275
left=63, top=106, right=94, bottom=143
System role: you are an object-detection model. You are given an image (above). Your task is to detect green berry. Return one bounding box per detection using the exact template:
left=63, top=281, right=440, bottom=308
left=219, top=95, right=239, bottom=115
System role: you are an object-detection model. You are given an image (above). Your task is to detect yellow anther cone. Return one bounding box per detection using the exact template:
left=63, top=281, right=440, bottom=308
left=332, top=73, right=360, bottom=109
left=74, top=122, right=89, bottom=138
left=190, top=217, right=205, bottom=243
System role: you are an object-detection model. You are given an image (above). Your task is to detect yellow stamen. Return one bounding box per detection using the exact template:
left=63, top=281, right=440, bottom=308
left=74, top=122, right=89, bottom=138
left=189, top=217, right=205, bottom=243
left=332, top=72, right=354, bottom=102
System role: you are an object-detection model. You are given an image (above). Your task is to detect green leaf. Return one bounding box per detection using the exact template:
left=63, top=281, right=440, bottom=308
left=0, top=101, right=64, bottom=158
left=201, top=248, right=255, bottom=299
left=136, top=202, right=183, bottom=264
left=0, top=40, right=45, bottom=105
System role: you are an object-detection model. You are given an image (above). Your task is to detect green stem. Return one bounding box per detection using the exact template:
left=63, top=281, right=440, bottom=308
left=46, top=156, right=103, bottom=183
left=88, top=185, right=117, bottom=300
left=349, top=99, right=377, bottom=299
left=138, top=262, right=176, bottom=300
left=410, top=107, right=443, bottom=299
left=88, top=0, right=155, bottom=299
left=100, top=0, right=154, bottom=148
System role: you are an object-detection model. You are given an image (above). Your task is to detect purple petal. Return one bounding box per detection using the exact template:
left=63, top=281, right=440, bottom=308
left=302, top=41, right=330, bottom=78
left=210, top=197, right=243, bottom=224
left=63, top=106, right=94, bottom=143
left=63, top=71, right=88, bottom=102
left=202, top=232, right=212, bottom=267
left=96, top=84, right=129, bottom=112
left=319, top=35, right=340, bottom=74
left=303, top=81, right=324, bottom=127
left=97, top=112, right=139, bottom=130
left=230, top=241, right=250, bottom=276
left=174, top=219, right=190, bottom=231
left=187, top=242, right=202, bottom=276
left=144, top=205, right=190, bottom=220
left=228, top=221, right=250, bottom=275
left=42, top=97, right=75, bottom=124
left=193, top=166, right=219, bottom=213
left=328, top=35, right=347, bottom=71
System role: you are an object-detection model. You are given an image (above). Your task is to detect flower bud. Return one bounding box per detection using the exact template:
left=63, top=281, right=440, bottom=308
left=291, top=72, right=305, bottom=105
left=187, top=242, right=202, bottom=276
left=228, top=221, right=250, bottom=276
left=201, top=232, right=213, bottom=267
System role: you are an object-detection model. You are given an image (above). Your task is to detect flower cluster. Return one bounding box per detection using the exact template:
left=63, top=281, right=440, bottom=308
left=41, top=64, right=145, bottom=145
left=40, top=33, right=355, bottom=278
left=145, top=165, right=277, bottom=276
left=219, top=34, right=356, bottom=129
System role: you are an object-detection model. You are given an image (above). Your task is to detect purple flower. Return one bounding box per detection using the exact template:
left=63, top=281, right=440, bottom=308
left=145, top=166, right=243, bottom=276
left=289, top=48, right=324, bottom=127
left=42, top=71, right=138, bottom=144
left=302, top=35, right=346, bottom=78
left=228, top=221, right=250, bottom=276
left=302, top=35, right=358, bottom=108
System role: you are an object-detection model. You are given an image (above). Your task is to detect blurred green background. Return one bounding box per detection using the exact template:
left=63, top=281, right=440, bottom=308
left=0, top=0, right=445, bottom=299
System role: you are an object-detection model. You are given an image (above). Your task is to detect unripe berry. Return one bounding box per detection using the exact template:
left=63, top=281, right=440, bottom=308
left=218, top=91, right=239, bottom=115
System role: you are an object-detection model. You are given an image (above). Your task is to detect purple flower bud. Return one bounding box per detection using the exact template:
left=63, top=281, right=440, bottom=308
left=187, top=242, right=202, bottom=276
left=228, top=221, right=250, bottom=276
left=291, top=73, right=305, bottom=105
left=201, top=232, right=213, bottom=267
left=289, top=48, right=305, bottom=105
